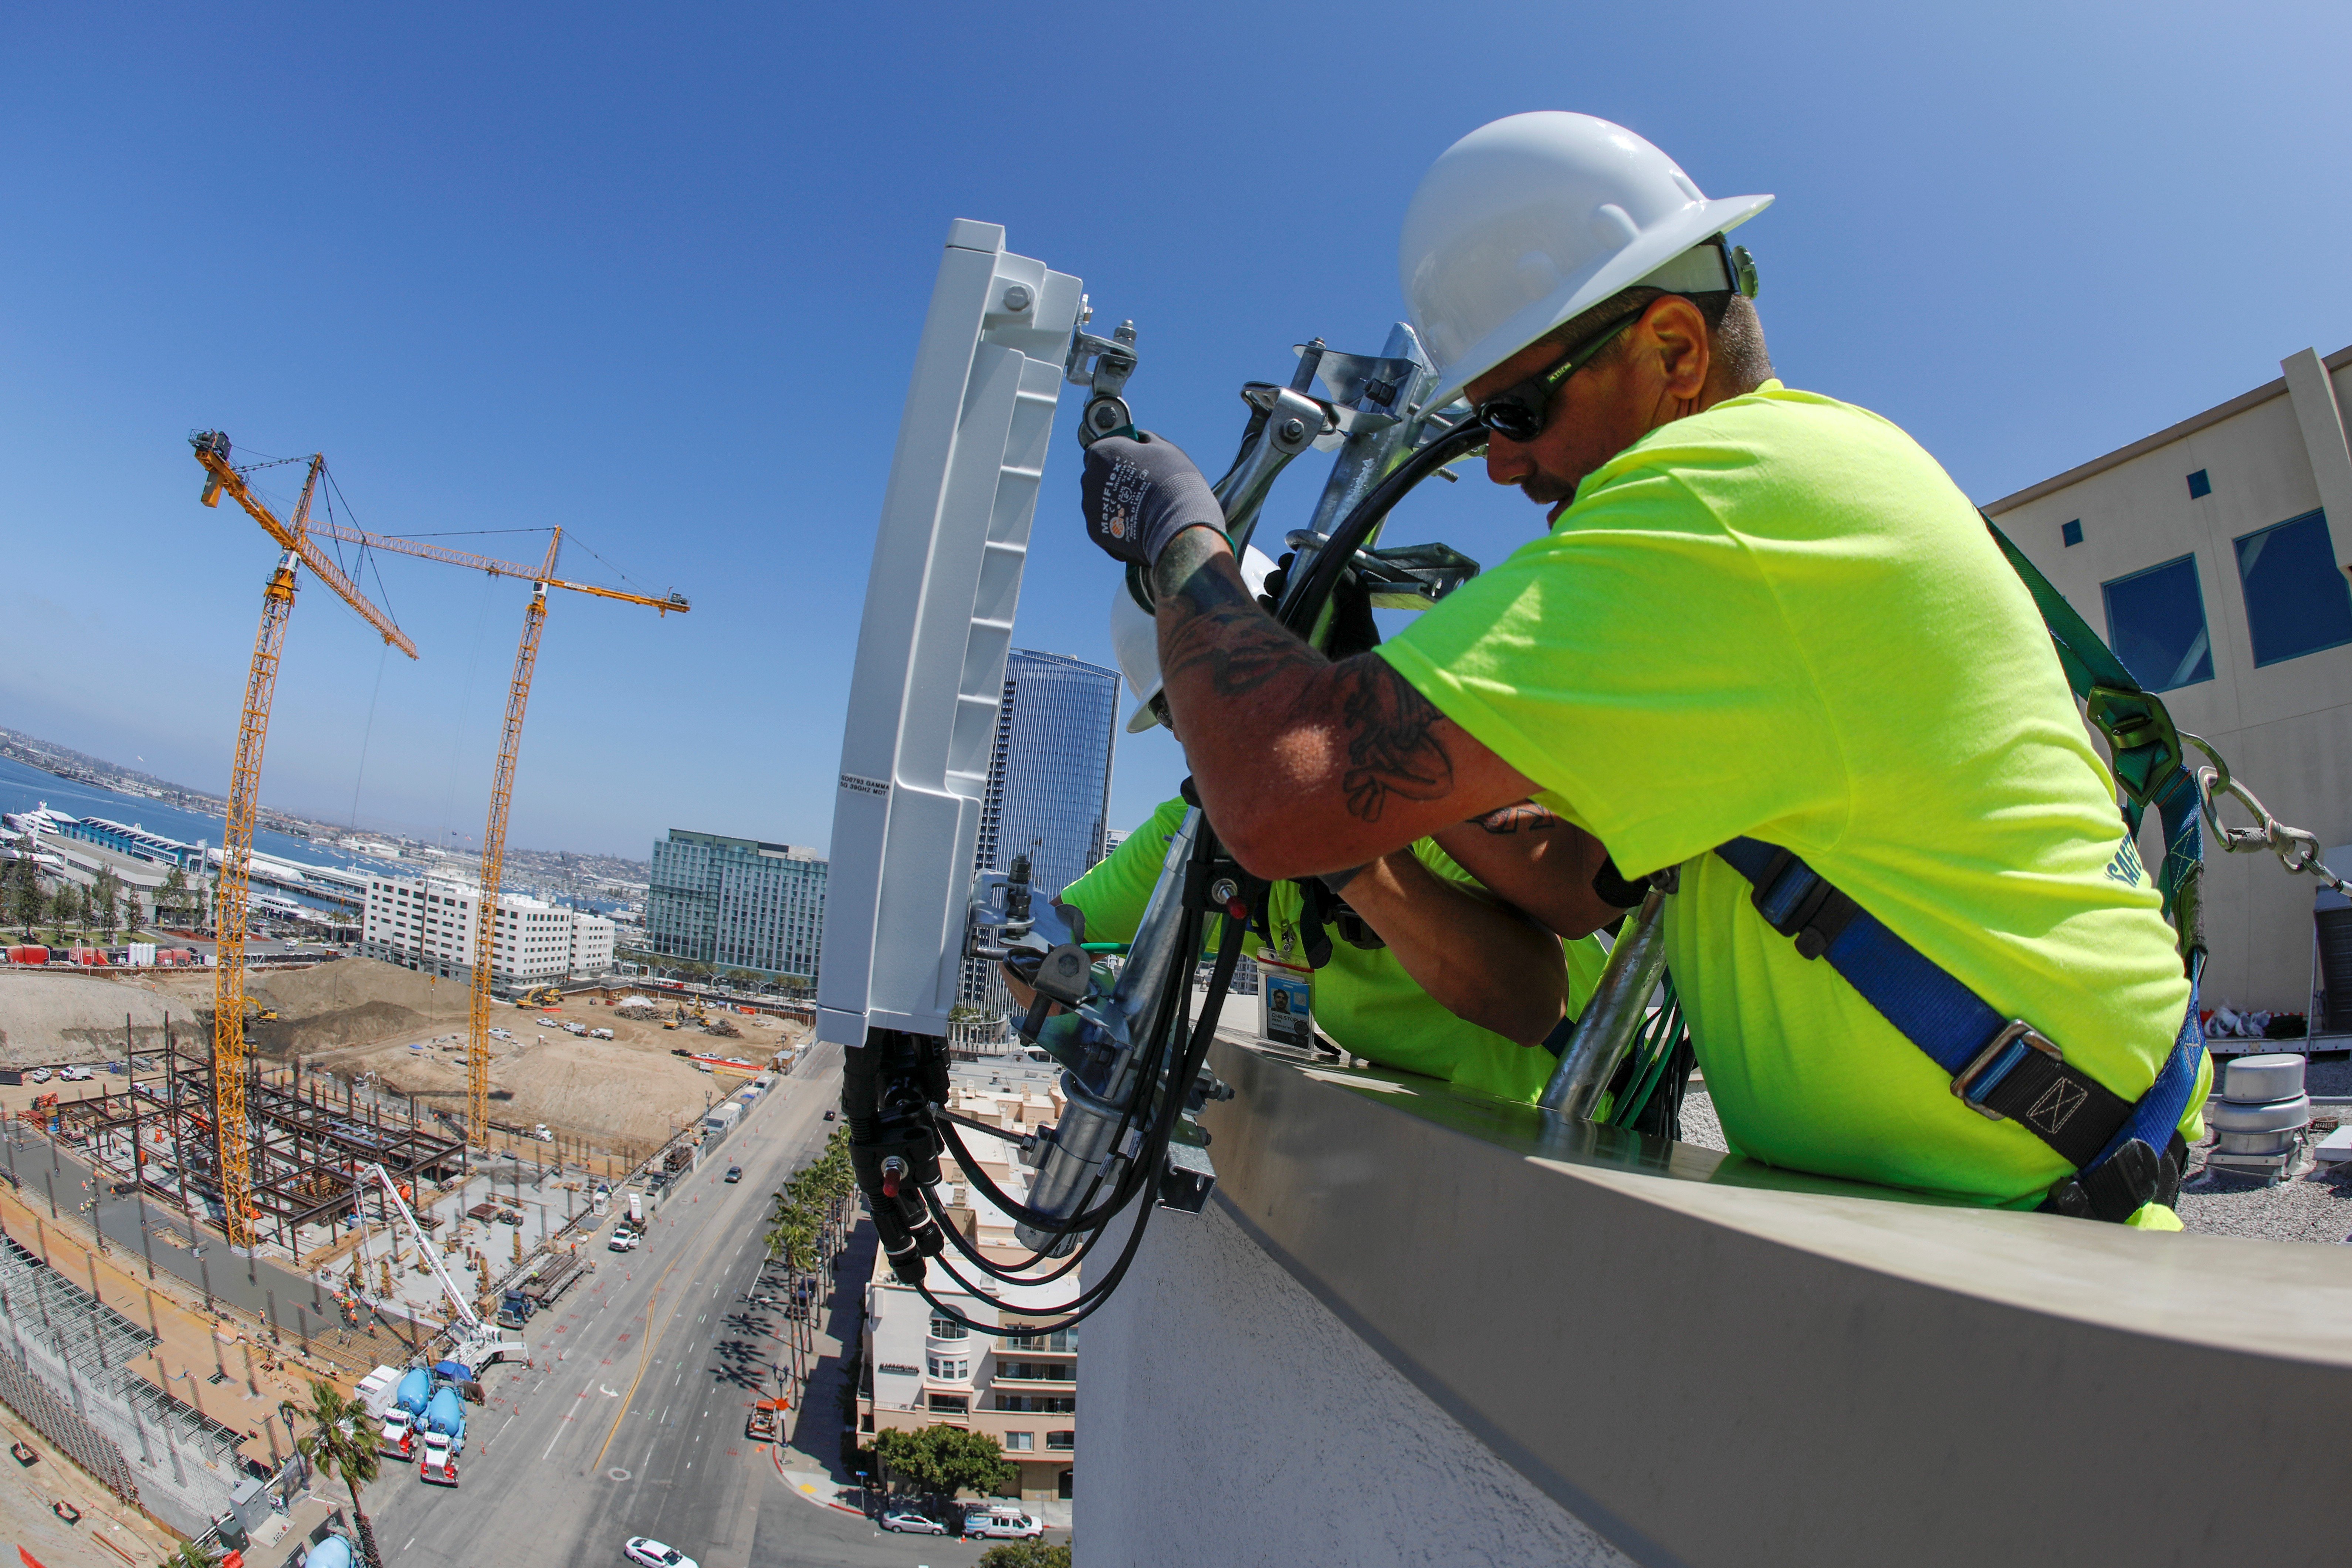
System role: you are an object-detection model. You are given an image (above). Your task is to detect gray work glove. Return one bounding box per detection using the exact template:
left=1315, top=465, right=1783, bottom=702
left=1080, top=433, right=1222, bottom=568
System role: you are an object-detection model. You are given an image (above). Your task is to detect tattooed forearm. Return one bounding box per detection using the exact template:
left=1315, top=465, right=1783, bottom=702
left=1472, top=802, right=1562, bottom=834
left=1158, top=536, right=1321, bottom=697
left=1330, top=658, right=1453, bottom=822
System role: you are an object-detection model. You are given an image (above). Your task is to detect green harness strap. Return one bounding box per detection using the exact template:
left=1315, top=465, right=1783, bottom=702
left=1983, top=515, right=2204, bottom=964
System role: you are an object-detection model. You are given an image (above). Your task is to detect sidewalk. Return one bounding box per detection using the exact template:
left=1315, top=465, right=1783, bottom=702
left=776, top=1213, right=876, bottom=1490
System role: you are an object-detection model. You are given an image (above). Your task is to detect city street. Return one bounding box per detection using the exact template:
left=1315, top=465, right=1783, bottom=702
left=361, top=1043, right=1037, bottom=1568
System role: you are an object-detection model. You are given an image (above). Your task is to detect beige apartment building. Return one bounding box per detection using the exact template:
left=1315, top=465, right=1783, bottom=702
left=1989, top=344, right=2352, bottom=1033
left=857, top=1076, right=1076, bottom=1503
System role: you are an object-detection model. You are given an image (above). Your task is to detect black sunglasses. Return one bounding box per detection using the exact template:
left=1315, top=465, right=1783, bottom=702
left=1471, top=311, right=1644, bottom=442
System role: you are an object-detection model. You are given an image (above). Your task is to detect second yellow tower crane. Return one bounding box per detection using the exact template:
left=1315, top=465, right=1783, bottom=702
left=299, top=518, right=687, bottom=1151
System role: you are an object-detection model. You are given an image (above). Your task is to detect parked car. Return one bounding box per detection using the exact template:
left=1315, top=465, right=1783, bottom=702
left=26, top=1069, right=51, bottom=1086
left=623, top=1538, right=697, bottom=1568
left=724, top=1166, right=742, bottom=1184
left=880, top=1509, right=945, bottom=1535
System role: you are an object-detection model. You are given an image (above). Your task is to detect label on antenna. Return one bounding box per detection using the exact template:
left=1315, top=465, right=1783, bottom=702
left=836, top=773, right=889, bottom=798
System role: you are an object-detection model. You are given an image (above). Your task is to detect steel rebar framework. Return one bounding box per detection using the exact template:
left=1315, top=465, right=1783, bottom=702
left=38, top=1038, right=465, bottom=1248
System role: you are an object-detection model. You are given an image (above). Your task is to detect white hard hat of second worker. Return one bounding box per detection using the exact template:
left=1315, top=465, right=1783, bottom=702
left=1401, top=111, right=1773, bottom=412
left=1110, top=547, right=1276, bottom=734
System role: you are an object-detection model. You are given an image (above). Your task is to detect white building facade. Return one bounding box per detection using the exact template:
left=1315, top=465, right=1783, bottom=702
left=862, top=1275, right=1076, bottom=1503
left=360, top=873, right=617, bottom=988
left=1989, top=343, right=2352, bottom=1029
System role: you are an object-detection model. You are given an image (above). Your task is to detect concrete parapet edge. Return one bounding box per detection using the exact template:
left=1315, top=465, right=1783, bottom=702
left=1194, top=1039, right=2352, bottom=1568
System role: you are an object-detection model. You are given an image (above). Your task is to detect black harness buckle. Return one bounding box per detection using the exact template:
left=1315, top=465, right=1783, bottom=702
left=1749, top=847, right=1861, bottom=960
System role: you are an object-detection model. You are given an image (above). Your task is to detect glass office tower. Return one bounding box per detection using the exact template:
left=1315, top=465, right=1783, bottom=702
left=646, top=829, right=828, bottom=985
left=961, top=649, right=1121, bottom=1010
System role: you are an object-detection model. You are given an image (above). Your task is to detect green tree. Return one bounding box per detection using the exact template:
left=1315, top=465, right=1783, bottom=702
left=157, top=866, right=187, bottom=930
left=158, top=1541, right=224, bottom=1568
left=287, top=1378, right=385, bottom=1568
left=975, top=1545, right=1070, bottom=1568
left=51, top=881, right=81, bottom=941
left=121, top=886, right=143, bottom=938
left=92, top=868, right=121, bottom=942
left=7, top=842, right=40, bottom=937
left=871, top=1423, right=1018, bottom=1501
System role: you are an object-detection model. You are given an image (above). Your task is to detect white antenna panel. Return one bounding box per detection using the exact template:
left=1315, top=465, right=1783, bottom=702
left=817, top=220, right=1081, bottom=1047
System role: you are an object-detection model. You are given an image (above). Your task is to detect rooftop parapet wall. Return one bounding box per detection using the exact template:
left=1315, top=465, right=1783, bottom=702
left=1086, top=1037, right=2352, bottom=1568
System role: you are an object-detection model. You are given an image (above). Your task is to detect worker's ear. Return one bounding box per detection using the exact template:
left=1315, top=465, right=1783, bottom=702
left=1638, top=295, right=1712, bottom=404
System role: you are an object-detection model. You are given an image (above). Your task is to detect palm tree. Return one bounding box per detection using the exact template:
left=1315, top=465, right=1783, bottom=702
left=160, top=1541, right=223, bottom=1568
left=288, top=1379, right=384, bottom=1568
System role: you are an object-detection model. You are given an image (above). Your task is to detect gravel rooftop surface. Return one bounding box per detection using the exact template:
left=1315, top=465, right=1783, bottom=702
left=1677, top=1056, right=2352, bottom=1244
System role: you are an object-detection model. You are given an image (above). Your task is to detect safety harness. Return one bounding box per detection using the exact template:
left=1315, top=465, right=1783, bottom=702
left=1712, top=517, right=2209, bottom=1224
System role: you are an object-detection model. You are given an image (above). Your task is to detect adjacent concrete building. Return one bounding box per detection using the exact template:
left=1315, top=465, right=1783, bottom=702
left=1989, top=344, right=2352, bottom=1027
left=644, top=829, right=826, bottom=982
left=360, top=873, right=615, bottom=988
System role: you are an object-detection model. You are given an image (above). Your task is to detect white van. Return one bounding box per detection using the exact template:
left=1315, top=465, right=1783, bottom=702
left=962, top=1506, right=1043, bottom=1540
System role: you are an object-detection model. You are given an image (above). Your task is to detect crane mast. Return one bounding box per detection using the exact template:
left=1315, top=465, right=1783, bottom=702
left=288, top=516, right=687, bottom=1152
left=468, top=536, right=559, bottom=1151
left=192, top=433, right=417, bottom=1249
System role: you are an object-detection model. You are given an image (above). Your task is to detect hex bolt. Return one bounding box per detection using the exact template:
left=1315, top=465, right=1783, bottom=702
left=1001, top=284, right=1032, bottom=313
left=1279, top=417, right=1306, bottom=442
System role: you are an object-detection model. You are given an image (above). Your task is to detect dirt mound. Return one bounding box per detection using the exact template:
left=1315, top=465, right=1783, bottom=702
left=0, top=971, right=193, bottom=1063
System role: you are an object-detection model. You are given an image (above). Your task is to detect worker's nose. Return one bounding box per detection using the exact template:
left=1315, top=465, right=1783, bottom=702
left=1484, top=436, right=1537, bottom=487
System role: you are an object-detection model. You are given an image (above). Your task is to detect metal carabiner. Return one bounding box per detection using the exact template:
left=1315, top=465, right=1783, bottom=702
left=2193, top=764, right=2275, bottom=855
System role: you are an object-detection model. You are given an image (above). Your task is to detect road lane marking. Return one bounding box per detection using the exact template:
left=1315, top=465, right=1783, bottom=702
left=593, top=1254, right=683, bottom=1470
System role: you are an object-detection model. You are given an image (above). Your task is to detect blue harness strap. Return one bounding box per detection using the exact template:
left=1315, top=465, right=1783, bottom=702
left=1700, top=517, right=2210, bottom=1222
left=1717, top=837, right=2203, bottom=1213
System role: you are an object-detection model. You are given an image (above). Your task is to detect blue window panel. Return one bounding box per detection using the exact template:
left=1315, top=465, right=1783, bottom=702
left=2186, top=469, right=2212, bottom=499
left=2102, top=555, right=2214, bottom=692
left=2061, top=519, right=2083, bottom=548
left=2234, top=509, right=2352, bottom=667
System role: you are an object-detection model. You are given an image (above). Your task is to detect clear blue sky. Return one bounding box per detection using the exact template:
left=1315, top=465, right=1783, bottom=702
left=4, top=2, right=2346, bottom=861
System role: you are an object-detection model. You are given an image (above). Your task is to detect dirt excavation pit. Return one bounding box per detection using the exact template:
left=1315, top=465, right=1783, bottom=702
left=0, top=969, right=188, bottom=1062
left=4, top=959, right=807, bottom=1154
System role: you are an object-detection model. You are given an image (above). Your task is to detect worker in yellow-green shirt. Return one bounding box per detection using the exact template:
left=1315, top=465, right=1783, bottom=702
left=1071, top=112, right=2206, bottom=1223
left=1056, top=792, right=1617, bottom=1109
left=1017, top=553, right=1641, bottom=1119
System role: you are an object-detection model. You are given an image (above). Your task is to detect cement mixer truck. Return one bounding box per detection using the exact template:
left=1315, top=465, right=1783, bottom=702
left=380, top=1367, right=432, bottom=1458
left=418, top=1384, right=466, bottom=1486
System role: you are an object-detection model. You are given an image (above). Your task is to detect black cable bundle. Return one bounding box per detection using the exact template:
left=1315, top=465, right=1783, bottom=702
left=904, top=410, right=1482, bottom=1331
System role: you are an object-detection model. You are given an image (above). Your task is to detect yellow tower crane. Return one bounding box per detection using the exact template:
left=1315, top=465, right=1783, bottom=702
left=190, top=431, right=419, bottom=1248
left=297, top=519, right=687, bottom=1150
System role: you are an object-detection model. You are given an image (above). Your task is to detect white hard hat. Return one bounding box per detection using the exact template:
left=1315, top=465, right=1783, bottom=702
left=1401, top=112, right=1773, bottom=413
left=1110, top=546, right=1276, bottom=734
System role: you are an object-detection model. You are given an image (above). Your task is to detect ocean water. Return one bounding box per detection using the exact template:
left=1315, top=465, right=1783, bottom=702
left=0, top=753, right=622, bottom=915
left=0, top=752, right=403, bottom=895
